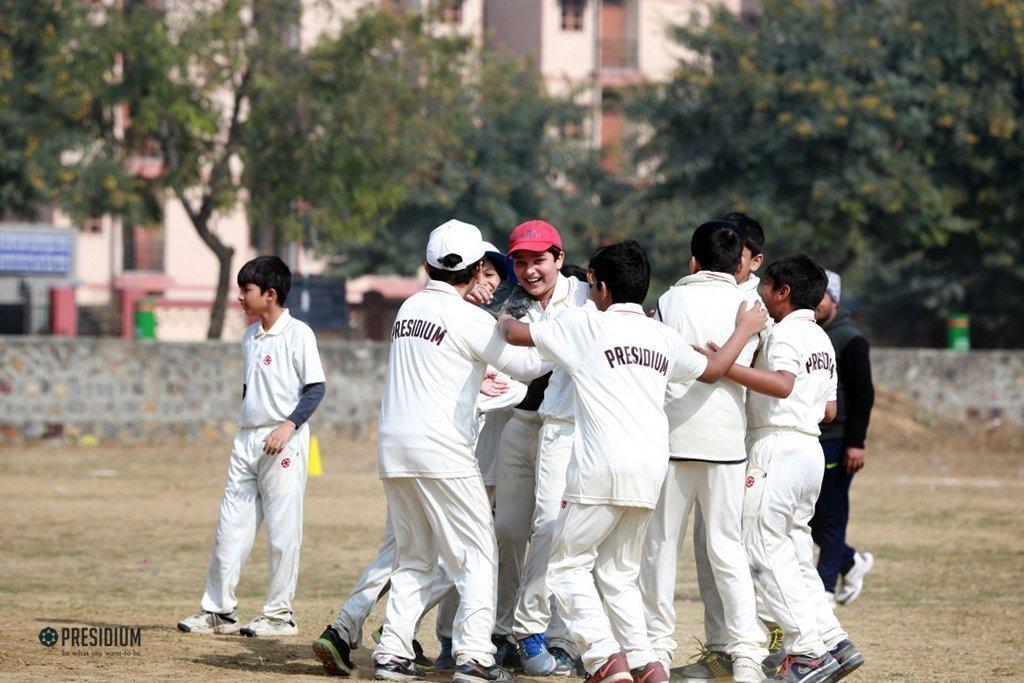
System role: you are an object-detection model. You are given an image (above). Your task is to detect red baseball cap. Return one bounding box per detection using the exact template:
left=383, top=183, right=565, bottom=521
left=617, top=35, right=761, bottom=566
left=508, top=220, right=562, bottom=254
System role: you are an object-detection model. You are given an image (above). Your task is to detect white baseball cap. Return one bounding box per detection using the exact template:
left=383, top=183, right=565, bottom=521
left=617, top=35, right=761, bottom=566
left=426, top=219, right=486, bottom=271
left=825, top=270, right=841, bottom=302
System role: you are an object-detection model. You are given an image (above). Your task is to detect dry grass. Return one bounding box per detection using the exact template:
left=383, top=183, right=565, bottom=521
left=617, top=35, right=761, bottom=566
left=0, top=394, right=1022, bottom=681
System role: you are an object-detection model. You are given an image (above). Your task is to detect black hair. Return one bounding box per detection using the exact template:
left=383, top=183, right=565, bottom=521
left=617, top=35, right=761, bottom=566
left=764, top=254, right=828, bottom=310
left=548, top=246, right=563, bottom=259
left=427, top=257, right=484, bottom=286
left=560, top=263, right=588, bottom=282
left=483, top=253, right=511, bottom=282
left=720, top=211, right=765, bottom=257
left=237, top=255, right=291, bottom=305
left=588, top=240, right=650, bottom=305
left=691, top=221, right=743, bottom=274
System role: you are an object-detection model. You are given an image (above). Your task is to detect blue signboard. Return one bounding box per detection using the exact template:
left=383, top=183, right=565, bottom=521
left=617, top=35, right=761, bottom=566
left=0, top=226, right=75, bottom=275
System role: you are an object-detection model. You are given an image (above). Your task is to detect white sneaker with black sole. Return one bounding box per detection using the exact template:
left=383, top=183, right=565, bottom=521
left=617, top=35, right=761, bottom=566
left=177, top=609, right=241, bottom=635
left=240, top=615, right=299, bottom=637
left=836, top=551, right=874, bottom=605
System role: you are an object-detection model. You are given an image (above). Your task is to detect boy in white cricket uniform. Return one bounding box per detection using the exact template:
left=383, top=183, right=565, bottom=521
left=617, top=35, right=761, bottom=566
left=639, top=221, right=768, bottom=683
left=499, top=241, right=767, bottom=683
left=178, top=256, right=326, bottom=637
left=491, top=220, right=588, bottom=674
left=372, top=220, right=550, bottom=683
left=724, top=255, right=863, bottom=683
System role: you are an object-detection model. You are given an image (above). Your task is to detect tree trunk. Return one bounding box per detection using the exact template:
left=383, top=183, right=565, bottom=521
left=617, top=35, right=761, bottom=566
left=208, top=243, right=235, bottom=340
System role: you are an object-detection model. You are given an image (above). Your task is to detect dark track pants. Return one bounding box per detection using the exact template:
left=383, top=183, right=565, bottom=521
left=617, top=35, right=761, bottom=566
left=809, top=437, right=857, bottom=593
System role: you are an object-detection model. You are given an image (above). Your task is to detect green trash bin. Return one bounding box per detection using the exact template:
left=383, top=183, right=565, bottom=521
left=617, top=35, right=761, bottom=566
left=135, top=299, right=157, bottom=340
left=947, top=314, right=970, bottom=352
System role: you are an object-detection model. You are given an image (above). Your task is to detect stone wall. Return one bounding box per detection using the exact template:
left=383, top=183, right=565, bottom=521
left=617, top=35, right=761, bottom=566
left=0, top=338, right=1021, bottom=444
left=0, top=337, right=388, bottom=443
left=870, top=349, right=1024, bottom=425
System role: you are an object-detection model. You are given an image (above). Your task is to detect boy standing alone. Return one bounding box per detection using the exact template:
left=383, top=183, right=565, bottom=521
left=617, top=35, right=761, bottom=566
left=179, top=255, right=326, bottom=637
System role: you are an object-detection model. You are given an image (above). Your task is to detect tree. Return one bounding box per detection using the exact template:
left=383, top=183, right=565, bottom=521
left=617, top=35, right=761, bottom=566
left=280, top=20, right=602, bottom=275
left=629, top=0, right=1024, bottom=346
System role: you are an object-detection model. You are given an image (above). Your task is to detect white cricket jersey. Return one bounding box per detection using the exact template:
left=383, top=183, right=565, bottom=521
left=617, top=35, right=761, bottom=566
left=239, top=309, right=326, bottom=429
left=745, top=309, right=838, bottom=436
left=530, top=303, right=708, bottom=508
left=655, top=272, right=761, bottom=462
left=378, top=280, right=545, bottom=479
left=520, top=273, right=593, bottom=423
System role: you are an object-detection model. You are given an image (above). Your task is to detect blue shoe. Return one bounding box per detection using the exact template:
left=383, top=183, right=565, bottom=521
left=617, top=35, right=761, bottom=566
left=435, top=636, right=456, bottom=671
left=519, top=634, right=557, bottom=676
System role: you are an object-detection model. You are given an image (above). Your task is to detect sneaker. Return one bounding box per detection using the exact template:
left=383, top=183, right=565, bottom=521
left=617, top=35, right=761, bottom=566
left=549, top=646, right=577, bottom=677
left=313, top=626, right=355, bottom=677
left=587, top=652, right=632, bottom=683
left=824, top=592, right=837, bottom=610
left=761, top=648, right=789, bottom=678
left=435, top=636, right=457, bottom=671
left=374, top=654, right=427, bottom=681
left=836, top=551, right=874, bottom=605
left=412, top=638, right=434, bottom=670
left=827, top=640, right=864, bottom=681
left=732, top=656, right=765, bottom=683
left=177, top=609, right=240, bottom=635
left=520, top=634, right=558, bottom=676
left=630, top=661, right=669, bottom=683
left=453, top=659, right=515, bottom=683
left=767, top=653, right=840, bottom=683
left=240, top=615, right=298, bottom=637
left=670, top=645, right=732, bottom=682
left=493, top=634, right=523, bottom=670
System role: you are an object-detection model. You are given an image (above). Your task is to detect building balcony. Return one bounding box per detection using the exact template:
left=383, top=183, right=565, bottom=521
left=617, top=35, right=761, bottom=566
left=599, top=37, right=637, bottom=71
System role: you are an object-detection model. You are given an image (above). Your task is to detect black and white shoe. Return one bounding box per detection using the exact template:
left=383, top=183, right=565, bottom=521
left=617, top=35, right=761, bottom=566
left=313, top=625, right=354, bottom=677
left=453, top=659, right=514, bottom=683
left=177, top=609, right=240, bottom=635
left=374, top=655, right=427, bottom=681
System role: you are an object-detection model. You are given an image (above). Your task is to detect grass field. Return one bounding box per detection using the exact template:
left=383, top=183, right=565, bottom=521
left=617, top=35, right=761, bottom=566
left=1, top=395, right=1022, bottom=681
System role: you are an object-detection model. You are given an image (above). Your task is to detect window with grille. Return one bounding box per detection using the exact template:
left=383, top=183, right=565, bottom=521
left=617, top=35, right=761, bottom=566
left=440, top=0, right=462, bottom=24
left=561, top=0, right=585, bottom=31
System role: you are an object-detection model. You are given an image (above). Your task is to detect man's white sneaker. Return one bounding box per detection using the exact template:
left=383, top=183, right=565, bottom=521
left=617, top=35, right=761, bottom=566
left=240, top=615, right=299, bottom=637
left=177, top=609, right=240, bottom=635
left=836, top=551, right=874, bottom=605
left=732, top=656, right=765, bottom=682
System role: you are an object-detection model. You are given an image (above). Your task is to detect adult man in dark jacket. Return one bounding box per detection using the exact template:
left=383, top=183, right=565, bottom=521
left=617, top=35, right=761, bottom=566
left=813, top=271, right=875, bottom=606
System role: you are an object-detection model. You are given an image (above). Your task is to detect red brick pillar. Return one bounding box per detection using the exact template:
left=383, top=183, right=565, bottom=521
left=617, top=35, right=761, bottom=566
left=49, top=286, right=78, bottom=337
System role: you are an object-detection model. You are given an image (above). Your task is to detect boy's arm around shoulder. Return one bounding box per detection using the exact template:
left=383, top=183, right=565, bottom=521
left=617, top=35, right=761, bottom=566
left=695, top=300, right=769, bottom=383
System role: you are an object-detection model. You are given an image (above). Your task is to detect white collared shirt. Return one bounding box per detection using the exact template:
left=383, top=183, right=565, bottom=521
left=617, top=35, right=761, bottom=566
left=746, top=309, right=838, bottom=436
left=518, top=273, right=594, bottom=423
left=240, top=309, right=326, bottom=429
left=378, top=280, right=545, bottom=479
left=530, top=303, right=707, bottom=508
left=655, top=271, right=761, bottom=461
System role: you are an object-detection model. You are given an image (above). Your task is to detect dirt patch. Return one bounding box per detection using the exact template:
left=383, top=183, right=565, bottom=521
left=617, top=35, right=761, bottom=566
left=0, top=395, right=1021, bottom=680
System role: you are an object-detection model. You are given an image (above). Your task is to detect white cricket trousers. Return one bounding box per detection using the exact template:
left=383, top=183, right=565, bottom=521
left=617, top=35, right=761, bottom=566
left=743, top=430, right=848, bottom=658
left=331, top=510, right=454, bottom=646
left=375, top=476, right=498, bottom=667
left=493, top=410, right=541, bottom=636
left=512, top=418, right=575, bottom=651
left=201, top=424, right=309, bottom=620
left=548, top=502, right=657, bottom=673
left=640, top=460, right=767, bottom=667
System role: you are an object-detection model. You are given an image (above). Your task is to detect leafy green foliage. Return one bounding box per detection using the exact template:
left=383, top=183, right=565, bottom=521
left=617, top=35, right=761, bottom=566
left=630, top=0, right=1024, bottom=345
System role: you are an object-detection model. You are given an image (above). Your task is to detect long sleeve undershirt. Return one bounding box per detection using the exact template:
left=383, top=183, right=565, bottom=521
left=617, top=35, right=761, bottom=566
left=242, top=382, right=326, bottom=429
left=838, top=337, right=874, bottom=448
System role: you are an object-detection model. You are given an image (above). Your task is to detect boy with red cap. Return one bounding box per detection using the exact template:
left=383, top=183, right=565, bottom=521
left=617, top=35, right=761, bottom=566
left=491, top=220, right=591, bottom=675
